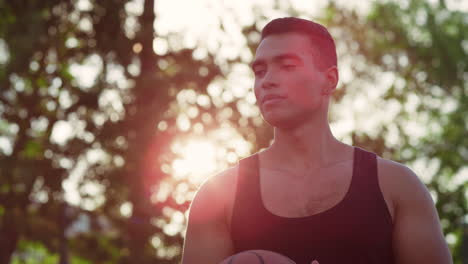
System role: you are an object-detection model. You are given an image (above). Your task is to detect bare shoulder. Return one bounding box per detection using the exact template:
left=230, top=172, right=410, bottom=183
left=189, top=164, right=239, bottom=225
left=376, top=156, right=420, bottom=185
left=183, top=165, right=240, bottom=264
left=376, top=156, right=433, bottom=214
left=376, top=157, right=452, bottom=263
left=197, top=165, right=238, bottom=197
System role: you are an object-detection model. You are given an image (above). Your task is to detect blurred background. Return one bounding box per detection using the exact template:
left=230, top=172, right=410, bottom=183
left=0, top=0, right=467, bottom=263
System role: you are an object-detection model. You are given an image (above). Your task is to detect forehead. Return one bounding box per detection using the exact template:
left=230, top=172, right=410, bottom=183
left=254, top=33, right=313, bottom=61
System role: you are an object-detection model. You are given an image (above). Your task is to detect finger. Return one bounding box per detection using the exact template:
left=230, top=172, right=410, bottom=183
left=311, top=260, right=319, bottom=264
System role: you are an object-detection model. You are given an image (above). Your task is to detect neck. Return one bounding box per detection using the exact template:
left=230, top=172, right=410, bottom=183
left=265, top=112, right=350, bottom=172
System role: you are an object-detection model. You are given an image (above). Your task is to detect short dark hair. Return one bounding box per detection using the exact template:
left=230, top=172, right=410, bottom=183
left=260, top=17, right=337, bottom=70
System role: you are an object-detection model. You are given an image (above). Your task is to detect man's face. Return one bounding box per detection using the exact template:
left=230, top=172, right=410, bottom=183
left=251, top=33, right=333, bottom=128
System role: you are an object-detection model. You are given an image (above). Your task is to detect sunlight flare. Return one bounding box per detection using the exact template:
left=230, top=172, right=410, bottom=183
left=171, top=139, right=218, bottom=184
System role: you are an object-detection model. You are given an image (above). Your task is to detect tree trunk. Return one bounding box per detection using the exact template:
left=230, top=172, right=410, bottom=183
left=463, top=222, right=468, bottom=264
left=125, top=0, right=157, bottom=263
left=0, top=211, right=20, bottom=264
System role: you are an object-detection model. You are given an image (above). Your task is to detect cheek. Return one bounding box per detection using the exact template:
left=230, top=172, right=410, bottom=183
left=253, top=83, right=261, bottom=101
left=287, top=76, right=322, bottom=108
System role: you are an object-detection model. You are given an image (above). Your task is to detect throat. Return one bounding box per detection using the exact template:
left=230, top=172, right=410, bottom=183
left=260, top=146, right=355, bottom=180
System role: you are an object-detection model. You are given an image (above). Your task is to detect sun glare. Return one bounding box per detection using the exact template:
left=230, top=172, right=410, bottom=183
left=171, top=139, right=218, bottom=184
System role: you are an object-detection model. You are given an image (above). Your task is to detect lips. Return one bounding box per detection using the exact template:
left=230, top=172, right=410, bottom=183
left=262, top=94, right=286, bottom=104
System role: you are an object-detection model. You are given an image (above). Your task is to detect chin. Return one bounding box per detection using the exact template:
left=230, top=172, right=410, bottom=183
left=262, top=113, right=303, bottom=130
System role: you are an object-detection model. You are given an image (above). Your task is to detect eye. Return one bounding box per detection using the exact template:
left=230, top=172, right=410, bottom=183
left=282, top=64, right=296, bottom=70
left=253, top=69, right=266, bottom=76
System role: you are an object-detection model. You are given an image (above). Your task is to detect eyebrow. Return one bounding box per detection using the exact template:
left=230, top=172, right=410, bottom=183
left=250, top=53, right=303, bottom=69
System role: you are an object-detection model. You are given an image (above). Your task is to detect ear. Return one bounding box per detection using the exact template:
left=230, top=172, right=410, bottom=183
left=322, top=66, right=338, bottom=96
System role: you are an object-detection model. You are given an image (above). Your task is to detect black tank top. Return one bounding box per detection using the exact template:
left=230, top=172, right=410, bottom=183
left=230, top=147, right=394, bottom=264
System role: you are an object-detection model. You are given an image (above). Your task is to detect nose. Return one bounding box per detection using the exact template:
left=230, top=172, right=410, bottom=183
left=261, top=69, right=278, bottom=90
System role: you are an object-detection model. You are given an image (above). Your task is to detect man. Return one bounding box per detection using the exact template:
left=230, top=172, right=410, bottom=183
left=181, top=17, right=453, bottom=264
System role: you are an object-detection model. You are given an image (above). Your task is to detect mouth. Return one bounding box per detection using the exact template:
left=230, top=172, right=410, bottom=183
left=262, top=94, right=287, bottom=104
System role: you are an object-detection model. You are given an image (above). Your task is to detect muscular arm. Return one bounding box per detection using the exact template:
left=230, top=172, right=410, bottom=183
left=181, top=169, right=236, bottom=264
left=390, top=163, right=453, bottom=264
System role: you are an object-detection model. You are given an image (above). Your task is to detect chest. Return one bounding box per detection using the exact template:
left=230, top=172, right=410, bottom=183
left=259, top=163, right=353, bottom=218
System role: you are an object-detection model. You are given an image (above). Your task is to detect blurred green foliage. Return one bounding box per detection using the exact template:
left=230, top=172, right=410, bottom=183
left=12, top=240, right=59, bottom=264
left=0, top=0, right=269, bottom=263
left=0, top=0, right=227, bottom=263
left=325, top=0, right=467, bottom=262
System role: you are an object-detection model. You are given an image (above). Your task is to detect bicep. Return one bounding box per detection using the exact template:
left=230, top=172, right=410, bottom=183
left=181, top=174, right=235, bottom=264
left=182, top=220, right=234, bottom=264
left=392, top=167, right=452, bottom=264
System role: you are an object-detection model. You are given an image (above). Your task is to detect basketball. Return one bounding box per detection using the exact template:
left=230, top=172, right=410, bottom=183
left=219, top=250, right=296, bottom=264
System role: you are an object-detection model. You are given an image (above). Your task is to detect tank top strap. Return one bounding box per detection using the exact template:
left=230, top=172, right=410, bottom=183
left=237, top=153, right=259, bottom=192
left=236, top=154, right=264, bottom=216
left=349, top=147, right=378, bottom=197
left=348, top=147, right=393, bottom=225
